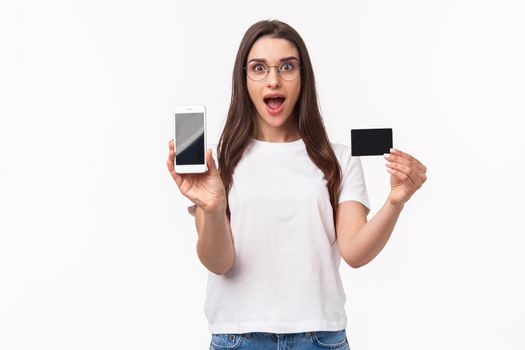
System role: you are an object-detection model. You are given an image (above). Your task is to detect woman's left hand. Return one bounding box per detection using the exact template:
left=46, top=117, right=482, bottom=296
left=384, top=148, right=427, bottom=207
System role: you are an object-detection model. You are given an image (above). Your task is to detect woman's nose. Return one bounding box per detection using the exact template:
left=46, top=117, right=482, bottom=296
left=266, top=66, right=281, bottom=87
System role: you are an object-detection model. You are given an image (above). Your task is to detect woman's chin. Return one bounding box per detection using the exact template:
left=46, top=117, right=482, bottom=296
left=264, top=115, right=291, bottom=128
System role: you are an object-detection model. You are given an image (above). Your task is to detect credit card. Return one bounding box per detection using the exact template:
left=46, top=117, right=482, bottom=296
left=351, top=128, right=393, bottom=156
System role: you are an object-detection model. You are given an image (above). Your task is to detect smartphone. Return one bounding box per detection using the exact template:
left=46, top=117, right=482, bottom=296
left=351, top=128, right=393, bottom=156
left=173, top=104, right=207, bottom=173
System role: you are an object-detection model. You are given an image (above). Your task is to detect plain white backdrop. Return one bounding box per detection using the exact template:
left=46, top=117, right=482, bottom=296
left=1, top=0, right=524, bottom=349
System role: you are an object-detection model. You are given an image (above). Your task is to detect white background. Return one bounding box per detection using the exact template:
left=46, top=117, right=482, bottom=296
left=1, top=0, right=524, bottom=349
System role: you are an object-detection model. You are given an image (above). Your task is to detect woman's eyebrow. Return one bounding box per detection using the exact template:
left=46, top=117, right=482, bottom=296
left=247, top=56, right=299, bottom=63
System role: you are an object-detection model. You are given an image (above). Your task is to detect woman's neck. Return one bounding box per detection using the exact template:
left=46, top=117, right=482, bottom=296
left=253, top=119, right=301, bottom=142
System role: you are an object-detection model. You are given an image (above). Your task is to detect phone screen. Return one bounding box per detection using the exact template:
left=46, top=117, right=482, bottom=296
left=175, top=112, right=205, bottom=165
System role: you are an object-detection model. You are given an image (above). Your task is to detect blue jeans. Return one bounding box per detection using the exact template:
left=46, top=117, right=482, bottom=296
left=209, top=329, right=350, bottom=350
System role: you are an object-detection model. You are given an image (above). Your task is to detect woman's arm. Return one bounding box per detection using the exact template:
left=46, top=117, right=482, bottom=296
left=195, top=204, right=235, bottom=275
left=336, top=200, right=403, bottom=268
left=337, top=148, right=427, bottom=268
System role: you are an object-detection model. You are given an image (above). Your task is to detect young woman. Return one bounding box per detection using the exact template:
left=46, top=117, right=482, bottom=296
left=167, top=19, right=427, bottom=350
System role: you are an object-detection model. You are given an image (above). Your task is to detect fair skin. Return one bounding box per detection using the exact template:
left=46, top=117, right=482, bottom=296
left=337, top=149, right=427, bottom=268
left=246, top=36, right=302, bottom=142
left=166, top=35, right=428, bottom=273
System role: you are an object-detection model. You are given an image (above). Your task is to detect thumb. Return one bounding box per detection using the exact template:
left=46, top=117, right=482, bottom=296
left=207, top=148, right=218, bottom=174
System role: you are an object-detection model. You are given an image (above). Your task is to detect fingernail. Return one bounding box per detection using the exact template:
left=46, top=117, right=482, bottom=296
left=390, top=148, right=396, bottom=153
left=383, top=153, right=390, bottom=159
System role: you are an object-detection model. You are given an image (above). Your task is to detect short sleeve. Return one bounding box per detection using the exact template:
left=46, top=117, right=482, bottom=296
left=186, top=142, right=218, bottom=217
left=337, top=145, right=371, bottom=214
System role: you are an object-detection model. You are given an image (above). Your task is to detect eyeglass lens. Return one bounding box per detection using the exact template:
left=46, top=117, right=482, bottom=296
left=246, top=60, right=300, bottom=81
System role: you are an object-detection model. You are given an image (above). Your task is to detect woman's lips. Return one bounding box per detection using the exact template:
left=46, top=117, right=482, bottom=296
left=264, top=100, right=285, bottom=116
left=263, top=96, right=286, bottom=116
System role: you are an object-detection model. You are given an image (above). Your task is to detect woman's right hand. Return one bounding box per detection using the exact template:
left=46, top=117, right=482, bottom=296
left=166, top=139, right=227, bottom=213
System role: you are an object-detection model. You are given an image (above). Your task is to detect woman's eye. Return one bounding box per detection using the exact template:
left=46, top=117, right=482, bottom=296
left=281, top=62, right=294, bottom=71
left=253, top=64, right=266, bottom=72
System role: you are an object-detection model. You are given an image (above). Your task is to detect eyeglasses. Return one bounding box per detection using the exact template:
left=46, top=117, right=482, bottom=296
left=243, top=59, right=303, bottom=82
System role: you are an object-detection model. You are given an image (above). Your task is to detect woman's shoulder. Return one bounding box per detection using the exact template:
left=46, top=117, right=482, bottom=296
left=329, top=141, right=352, bottom=160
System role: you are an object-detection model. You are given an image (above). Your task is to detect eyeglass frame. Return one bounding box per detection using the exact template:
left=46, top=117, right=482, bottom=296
left=242, top=58, right=304, bottom=82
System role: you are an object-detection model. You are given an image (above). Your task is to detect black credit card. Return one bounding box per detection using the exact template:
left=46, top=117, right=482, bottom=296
left=351, top=128, right=393, bottom=156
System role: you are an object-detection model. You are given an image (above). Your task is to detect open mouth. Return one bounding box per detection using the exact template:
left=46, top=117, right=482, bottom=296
left=263, top=95, right=286, bottom=111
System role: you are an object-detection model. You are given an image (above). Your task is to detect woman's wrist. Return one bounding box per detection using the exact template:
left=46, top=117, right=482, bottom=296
left=386, top=198, right=405, bottom=211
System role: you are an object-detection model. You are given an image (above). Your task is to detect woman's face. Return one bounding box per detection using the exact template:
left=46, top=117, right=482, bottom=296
left=246, top=36, right=301, bottom=138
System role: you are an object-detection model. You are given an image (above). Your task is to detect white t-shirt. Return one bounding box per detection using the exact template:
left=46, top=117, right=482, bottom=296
left=187, top=137, right=370, bottom=334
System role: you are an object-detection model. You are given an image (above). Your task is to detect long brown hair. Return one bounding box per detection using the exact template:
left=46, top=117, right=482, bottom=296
left=216, top=19, right=343, bottom=244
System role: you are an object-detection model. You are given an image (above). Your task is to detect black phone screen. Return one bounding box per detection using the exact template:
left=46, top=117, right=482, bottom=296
left=175, top=113, right=205, bottom=165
